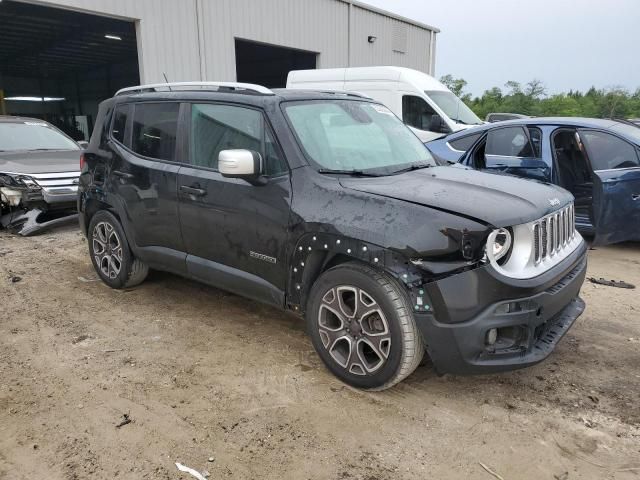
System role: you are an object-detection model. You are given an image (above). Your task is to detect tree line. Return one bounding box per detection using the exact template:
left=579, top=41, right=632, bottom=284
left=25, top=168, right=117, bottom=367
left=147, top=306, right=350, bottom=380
left=440, top=75, right=640, bottom=120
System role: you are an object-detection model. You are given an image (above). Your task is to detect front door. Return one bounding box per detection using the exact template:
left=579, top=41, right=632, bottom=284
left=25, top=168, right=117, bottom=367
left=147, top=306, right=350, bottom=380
left=465, top=125, right=551, bottom=182
left=177, top=102, right=292, bottom=305
left=551, top=128, right=594, bottom=232
left=107, top=101, right=186, bottom=272
left=578, top=129, right=640, bottom=245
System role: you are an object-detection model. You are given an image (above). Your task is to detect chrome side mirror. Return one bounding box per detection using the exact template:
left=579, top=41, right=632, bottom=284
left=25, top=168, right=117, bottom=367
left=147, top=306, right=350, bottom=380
left=218, top=149, right=264, bottom=183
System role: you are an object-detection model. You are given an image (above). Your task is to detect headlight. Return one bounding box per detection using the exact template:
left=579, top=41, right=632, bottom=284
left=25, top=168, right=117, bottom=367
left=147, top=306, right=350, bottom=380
left=487, top=228, right=512, bottom=263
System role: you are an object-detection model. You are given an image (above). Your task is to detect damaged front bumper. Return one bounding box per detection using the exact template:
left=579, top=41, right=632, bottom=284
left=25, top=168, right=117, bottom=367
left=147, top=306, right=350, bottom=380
left=0, top=173, right=78, bottom=236
left=415, top=241, right=588, bottom=375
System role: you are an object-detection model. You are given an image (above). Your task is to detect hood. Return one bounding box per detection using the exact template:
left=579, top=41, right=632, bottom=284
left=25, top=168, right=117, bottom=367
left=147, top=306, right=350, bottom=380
left=339, top=166, right=573, bottom=227
left=0, top=150, right=81, bottom=175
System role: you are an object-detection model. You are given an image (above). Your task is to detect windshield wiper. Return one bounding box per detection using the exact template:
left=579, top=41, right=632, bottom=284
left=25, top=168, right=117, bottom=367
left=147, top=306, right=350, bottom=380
left=390, top=163, right=432, bottom=175
left=317, top=168, right=382, bottom=177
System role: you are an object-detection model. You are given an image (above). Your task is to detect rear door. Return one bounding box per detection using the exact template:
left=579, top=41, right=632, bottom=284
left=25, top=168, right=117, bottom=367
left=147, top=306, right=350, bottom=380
left=578, top=129, right=640, bottom=244
left=465, top=125, right=551, bottom=182
left=177, top=102, right=292, bottom=306
left=107, top=101, right=186, bottom=273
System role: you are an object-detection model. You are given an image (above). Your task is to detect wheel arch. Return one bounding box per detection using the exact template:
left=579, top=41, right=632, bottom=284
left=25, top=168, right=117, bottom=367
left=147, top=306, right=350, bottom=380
left=287, top=233, right=432, bottom=316
left=82, top=197, right=120, bottom=235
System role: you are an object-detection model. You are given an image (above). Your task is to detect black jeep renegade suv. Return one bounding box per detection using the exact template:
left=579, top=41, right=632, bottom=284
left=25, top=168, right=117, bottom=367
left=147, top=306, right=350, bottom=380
left=79, top=82, right=587, bottom=390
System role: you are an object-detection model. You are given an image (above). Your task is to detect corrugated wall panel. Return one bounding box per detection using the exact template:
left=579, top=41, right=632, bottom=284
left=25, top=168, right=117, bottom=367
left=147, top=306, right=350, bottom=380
left=349, top=5, right=431, bottom=73
left=200, top=0, right=350, bottom=81
left=30, top=0, right=435, bottom=82
left=31, top=0, right=202, bottom=83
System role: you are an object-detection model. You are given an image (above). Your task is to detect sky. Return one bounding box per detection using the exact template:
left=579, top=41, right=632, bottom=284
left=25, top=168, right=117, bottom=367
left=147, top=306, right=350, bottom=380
left=359, top=0, right=640, bottom=97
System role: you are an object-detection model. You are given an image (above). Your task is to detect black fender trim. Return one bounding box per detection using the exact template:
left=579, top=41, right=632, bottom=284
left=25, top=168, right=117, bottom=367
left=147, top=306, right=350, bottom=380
left=286, top=232, right=437, bottom=315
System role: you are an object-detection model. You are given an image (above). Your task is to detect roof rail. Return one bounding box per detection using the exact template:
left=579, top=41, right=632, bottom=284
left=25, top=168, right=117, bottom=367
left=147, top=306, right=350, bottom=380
left=115, top=82, right=274, bottom=96
left=317, top=90, right=372, bottom=99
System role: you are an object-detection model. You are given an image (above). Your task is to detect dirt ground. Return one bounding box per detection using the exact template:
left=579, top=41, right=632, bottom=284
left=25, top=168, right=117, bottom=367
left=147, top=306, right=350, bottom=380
left=0, top=225, right=639, bottom=480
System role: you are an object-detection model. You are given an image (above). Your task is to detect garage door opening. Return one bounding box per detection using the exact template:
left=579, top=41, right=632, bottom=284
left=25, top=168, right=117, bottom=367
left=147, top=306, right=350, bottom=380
left=0, top=0, right=139, bottom=140
left=235, top=39, right=317, bottom=89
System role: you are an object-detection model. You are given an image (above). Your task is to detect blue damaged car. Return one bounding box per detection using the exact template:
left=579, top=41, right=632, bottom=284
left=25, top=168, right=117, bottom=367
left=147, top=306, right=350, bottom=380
left=426, top=118, right=640, bottom=245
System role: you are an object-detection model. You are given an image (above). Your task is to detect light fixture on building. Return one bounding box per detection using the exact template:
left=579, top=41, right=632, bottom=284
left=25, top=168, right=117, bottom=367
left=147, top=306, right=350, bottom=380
left=105, top=34, right=122, bottom=40
left=5, top=96, right=66, bottom=102
left=368, top=36, right=377, bottom=43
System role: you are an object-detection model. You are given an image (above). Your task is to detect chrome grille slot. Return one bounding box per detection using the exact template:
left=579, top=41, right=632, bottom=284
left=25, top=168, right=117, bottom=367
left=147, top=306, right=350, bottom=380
left=534, top=224, right=541, bottom=263
left=533, top=203, right=577, bottom=265
left=29, top=171, right=80, bottom=196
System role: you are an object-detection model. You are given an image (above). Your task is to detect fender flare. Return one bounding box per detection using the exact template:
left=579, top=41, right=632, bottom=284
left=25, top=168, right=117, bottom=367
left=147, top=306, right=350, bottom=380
left=286, top=232, right=434, bottom=316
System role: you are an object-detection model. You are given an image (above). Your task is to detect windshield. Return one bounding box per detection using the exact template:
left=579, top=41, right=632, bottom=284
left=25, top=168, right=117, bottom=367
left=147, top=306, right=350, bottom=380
left=425, top=90, right=483, bottom=126
left=283, top=100, right=436, bottom=174
left=0, top=122, right=79, bottom=152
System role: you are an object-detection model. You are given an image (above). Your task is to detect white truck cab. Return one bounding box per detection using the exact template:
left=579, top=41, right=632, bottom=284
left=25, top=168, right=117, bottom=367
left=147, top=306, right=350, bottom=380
left=286, top=66, right=484, bottom=142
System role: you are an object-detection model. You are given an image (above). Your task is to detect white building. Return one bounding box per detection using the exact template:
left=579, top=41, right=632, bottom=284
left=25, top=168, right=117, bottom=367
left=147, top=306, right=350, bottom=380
left=0, top=0, right=438, bottom=139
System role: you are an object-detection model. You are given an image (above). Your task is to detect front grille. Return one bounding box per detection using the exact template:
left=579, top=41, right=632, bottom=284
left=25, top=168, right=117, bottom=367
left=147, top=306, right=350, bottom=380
left=533, top=203, right=576, bottom=265
left=30, top=171, right=80, bottom=196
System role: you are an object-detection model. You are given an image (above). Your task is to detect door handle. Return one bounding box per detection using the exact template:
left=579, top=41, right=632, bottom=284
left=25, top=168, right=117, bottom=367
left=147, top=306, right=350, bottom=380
left=112, top=170, right=134, bottom=180
left=632, top=194, right=640, bottom=201
left=180, top=185, right=207, bottom=197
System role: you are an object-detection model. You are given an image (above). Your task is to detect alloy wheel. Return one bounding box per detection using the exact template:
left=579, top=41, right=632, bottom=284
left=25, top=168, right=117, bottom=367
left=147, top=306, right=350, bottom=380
left=92, top=221, right=123, bottom=279
left=317, top=286, right=391, bottom=376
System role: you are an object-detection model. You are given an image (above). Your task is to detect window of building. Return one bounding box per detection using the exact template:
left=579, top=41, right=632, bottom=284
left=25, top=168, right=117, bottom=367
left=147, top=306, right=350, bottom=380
left=131, top=103, right=179, bottom=161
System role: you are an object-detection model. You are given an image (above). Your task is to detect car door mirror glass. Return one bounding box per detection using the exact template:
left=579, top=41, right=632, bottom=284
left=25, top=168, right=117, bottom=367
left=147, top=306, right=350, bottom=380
left=219, top=149, right=264, bottom=182
left=77, top=140, right=89, bottom=149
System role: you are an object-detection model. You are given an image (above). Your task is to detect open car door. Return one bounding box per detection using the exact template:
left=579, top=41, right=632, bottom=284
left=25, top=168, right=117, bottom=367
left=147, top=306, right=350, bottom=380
left=578, top=129, right=640, bottom=245
left=462, top=125, right=551, bottom=182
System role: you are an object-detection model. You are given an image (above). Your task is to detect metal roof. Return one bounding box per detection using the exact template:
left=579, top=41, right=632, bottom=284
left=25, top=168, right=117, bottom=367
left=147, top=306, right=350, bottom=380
left=344, top=1, right=440, bottom=33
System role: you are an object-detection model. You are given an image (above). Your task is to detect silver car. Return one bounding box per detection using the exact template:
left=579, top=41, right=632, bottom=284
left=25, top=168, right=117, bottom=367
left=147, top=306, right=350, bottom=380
left=0, top=116, right=82, bottom=235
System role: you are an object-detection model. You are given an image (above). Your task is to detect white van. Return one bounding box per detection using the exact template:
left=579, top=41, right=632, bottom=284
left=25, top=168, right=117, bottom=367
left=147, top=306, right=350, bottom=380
left=286, top=66, right=484, bottom=142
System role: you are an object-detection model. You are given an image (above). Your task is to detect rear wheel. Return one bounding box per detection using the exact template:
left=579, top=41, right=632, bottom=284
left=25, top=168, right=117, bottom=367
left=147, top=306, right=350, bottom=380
left=88, top=211, right=148, bottom=289
left=306, top=262, right=423, bottom=390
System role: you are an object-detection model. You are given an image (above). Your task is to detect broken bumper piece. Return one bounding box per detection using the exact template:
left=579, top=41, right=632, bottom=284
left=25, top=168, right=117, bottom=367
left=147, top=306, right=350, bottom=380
left=0, top=208, right=78, bottom=236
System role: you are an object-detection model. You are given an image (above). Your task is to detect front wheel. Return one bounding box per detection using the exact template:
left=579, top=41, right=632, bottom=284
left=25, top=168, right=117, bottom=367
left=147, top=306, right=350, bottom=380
left=306, top=262, right=424, bottom=390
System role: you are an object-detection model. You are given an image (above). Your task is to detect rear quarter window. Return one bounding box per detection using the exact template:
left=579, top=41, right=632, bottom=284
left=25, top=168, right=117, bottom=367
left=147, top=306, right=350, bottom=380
left=449, top=133, right=482, bottom=151
left=111, top=105, right=131, bottom=146
left=131, top=103, right=180, bottom=161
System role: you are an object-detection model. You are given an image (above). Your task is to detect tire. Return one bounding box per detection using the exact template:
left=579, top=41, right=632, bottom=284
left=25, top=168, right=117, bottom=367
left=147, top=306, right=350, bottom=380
left=306, top=262, right=424, bottom=390
left=87, top=210, right=148, bottom=289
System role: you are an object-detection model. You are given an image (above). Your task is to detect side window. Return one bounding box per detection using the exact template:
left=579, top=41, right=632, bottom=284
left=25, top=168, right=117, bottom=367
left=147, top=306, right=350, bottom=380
left=264, top=128, right=287, bottom=176
left=131, top=103, right=179, bottom=161
left=449, top=133, right=482, bottom=151
left=485, top=126, right=534, bottom=159
left=191, top=104, right=286, bottom=175
left=402, top=95, right=436, bottom=131
left=528, top=127, right=542, bottom=157
left=580, top=130, right=640, bottom=170
left=111, top=104, right=130, bottom=146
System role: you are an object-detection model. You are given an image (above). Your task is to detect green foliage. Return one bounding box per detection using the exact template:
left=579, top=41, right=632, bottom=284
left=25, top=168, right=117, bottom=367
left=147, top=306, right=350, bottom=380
left=439, top=75, right=640, bottom=120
